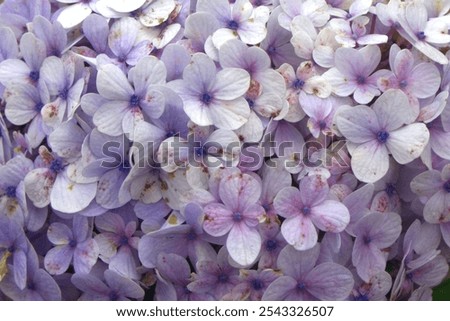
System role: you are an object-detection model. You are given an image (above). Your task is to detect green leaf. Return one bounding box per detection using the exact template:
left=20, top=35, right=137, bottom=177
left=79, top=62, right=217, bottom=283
left=433, top=278, right=450, bottom=301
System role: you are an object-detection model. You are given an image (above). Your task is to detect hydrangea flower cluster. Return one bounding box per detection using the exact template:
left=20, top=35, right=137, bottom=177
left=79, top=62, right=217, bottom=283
left=0, top=0, right=450, bottom=301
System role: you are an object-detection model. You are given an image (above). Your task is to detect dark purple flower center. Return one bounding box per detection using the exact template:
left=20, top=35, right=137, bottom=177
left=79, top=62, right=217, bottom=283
left=69, top=239, right=77, bottom=248
left=5, top=186, right=16, bottom=198
left=27, top=281, right=36, bottom=291
left=265, top=239, right=277, bottom=252
left=35, top=102, right=44, bottom=112
left=201, top=93, right=212, bottom=104
left=186, top=231, right=197, bottom=241
left=416, top=31, right=426, bottom=40
left=399, top=79, right=408, bottom=89
left=217, top=273, right=229, bottom=283
left=250, top=278, right=264, bottom=291
left=267, top=45, right=276, bottom=53
left=385, top=183, right=396, bottom=196
left=118, top=235, right=129, bottom=246
left=183, top=286, right=191, bottom=294
left=376, top=131, right=389, bottom=144
left=363, top=235, right=371, bottom=245
left=293, top=78, right=305, bottom=90
left=59, top=87, right=69, bottom=100
left=49, top=158, right=64, bottom=173
left=318, top=120, right=327, bottom=130
left=109, top=291, right=119, bottom=301
left=296, top=282, right=306, bottom=291
left=7, top=245, right=15, bottom=253
left=195, top=145, right=206, bottom=157
left=166, top=130, right=176, bottom=138
left=443, top=180, right=450, bottom=193
left=232, top=212, right=243, bottom=222
left=246, top=98, right=255, bottom=108
left=129, top=94, right=140, bottom=107
left=301, top=206, right=311, bottom=215
left=118, top=55, right=127, bottom=63
left=227, top=20, right=239, bottom=30
left=355, top=293, right=369, bottom=301
left=119, top=160, right=131, bottom=173
left=29, top=70, right=39, bottom=82
left=356, top=75, right=366, bottom=85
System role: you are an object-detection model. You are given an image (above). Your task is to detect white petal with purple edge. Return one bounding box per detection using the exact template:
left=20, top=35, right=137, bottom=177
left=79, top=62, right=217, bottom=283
left=311, top=200, right=350, bottom=233
left=73, top=239, right=99, bottom=274
left=351, top=140, right=389, bottom=183
left=227, top=224, right=261, bottom=266
left=281, top=215, right=317, bottom=251
left=50, top=170, right=97, bottom=214
left=97, top=64, right=134, bottom=100
left=24, top=168, right=55, bottom=208
left=386, top=123, right=429, bottom=164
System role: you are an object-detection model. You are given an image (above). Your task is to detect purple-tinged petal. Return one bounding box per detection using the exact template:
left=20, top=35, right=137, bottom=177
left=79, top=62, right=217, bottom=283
left=24, top=168, right=55, bottom=208
left=410, top=169, right=442, bottom=198
left=306, top=262, right=354, bottom=300
left=13, top=250, right=27, bottom=290
left=299, top=175, right=329, bottom=207
left=311, top=200, right=350, bottom=233
left=386, top=123, right=429, bottom=164
left=219, top=172, right=261, bottom=212
left=73, top=239, right=99, bottom=274
left=97, top=64, right=134, bottom=100
left=47, top=223, right=72, bottom=245
left=50, top=170, right=97, bottom=214
left=281, top=215, right=317, bottom=251
left=423, top=191, right=450, bottom=224
left=44, top=245, right=74, bottom=275
left=273, top=187, right=302, bottom=218
left=227, top=224, right=261, bottom=266
left=82, top=14, right=109, bottom=53
left=351, top=140, right=389, bottom=183
left=335, top=105, right=379, bottom=143
left=203, top=203, right=234, bottom=237
left=277, top=245, right=320, bottom=279
left=261, top=276, right=297, bottom=301
left=409, top=63, right=440, bottom=99
left=56, top=2, right=92, bottom=29
left=373, top=90, right=412, bottom=131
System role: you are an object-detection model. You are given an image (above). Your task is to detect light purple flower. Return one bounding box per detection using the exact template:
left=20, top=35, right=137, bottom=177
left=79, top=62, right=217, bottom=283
left=323, top=45, right=388, bottom=104
left=93, top=56, right=166, bottom=138
left=262, top=244, right=354, bottom=300
left=203, top=171, right=265, bottom=265
left=155, top=253, right=213, bottom=300
left=352, top=211, right=402, bottom=282
left=187, top=247, right=240, bottom=300
left=94, top=212, right=140, bottom=280
left=224, top=269, right=280, bottom=301
left=378, top=46, right=441, bottom=115
left=410, top=164, right=450, bottom=247
left=44, top=216, right=99, bottom=275
left=273, top=175, right=350, bottom=250
left=171, top=53, right=251, bottom=130
left=336, top=90, right=430, bottom=183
